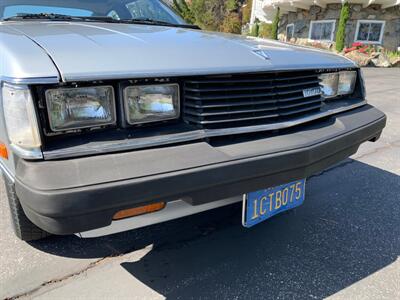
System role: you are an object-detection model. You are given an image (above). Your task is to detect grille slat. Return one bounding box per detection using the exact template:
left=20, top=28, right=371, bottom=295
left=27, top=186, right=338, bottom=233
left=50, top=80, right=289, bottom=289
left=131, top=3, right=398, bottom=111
left=185, top=85, right=274, bottom=93
left=185, top=92, right=276, bottom=101
left=185, top=73, right=318, bottom=85
left=185, top=97, right=322, bottom=117
left=185, top=106, right=278, bottom=117
left=184, top=94, right=318, bottom=109
left=183, top=71, right=323, bottom=129
left=184, top=113, right=280, bottom=125
left=274, top=79, right=320, bottom=88
left=184, top=99, right=277, bottom=109
left=185, top=78, right=274, bottom=85
left=279, top=103, right=322, bottom=116
left=278, top=97, right=323, bottom=109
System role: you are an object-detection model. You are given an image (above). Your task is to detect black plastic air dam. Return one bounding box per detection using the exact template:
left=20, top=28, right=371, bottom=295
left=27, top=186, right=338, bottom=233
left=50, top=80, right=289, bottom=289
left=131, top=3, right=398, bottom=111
left=15, top=105, right=386, bottom=235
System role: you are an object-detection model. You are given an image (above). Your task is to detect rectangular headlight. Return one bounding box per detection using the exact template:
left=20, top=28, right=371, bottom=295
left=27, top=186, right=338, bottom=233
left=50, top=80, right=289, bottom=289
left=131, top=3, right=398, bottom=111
left=124, top=84, right=180, bottom=125
left=337, top=71, right=357, bottom=95
left=319, top=73, right=339, bottom=98
left=2, top=84, right=41, bottom=149
left=319, top=71, right=357, bottom=99
left=45, top=86, right=116, bottom=132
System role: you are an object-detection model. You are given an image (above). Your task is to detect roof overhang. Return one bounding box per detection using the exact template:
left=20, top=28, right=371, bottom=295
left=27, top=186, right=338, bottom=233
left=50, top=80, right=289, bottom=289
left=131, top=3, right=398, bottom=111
left=262, top=0, right=400, bottom=14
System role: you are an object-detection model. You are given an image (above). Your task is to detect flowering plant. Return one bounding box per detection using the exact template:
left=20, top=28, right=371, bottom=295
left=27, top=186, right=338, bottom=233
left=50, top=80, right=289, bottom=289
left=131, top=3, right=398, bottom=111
left=344, top=42, right=371, bottom=54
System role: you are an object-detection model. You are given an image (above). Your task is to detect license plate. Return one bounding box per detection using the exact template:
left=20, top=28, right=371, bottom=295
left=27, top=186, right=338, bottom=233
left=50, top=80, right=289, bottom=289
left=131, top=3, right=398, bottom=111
left=242, top=179, right=306, bottom=228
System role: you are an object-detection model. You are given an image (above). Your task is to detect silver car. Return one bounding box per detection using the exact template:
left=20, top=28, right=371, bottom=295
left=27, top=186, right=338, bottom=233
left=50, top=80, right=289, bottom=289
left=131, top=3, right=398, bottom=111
left=0, top=0, right=386, bottom=241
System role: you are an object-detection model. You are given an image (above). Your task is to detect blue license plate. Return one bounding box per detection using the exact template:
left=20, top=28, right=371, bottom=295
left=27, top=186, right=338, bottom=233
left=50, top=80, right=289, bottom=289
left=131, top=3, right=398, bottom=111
left=242, top=179, right=306, bottom=228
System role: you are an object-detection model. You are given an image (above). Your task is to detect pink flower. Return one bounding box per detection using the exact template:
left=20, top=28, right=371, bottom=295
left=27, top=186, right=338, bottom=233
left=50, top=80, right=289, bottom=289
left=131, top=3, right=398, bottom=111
left=352, top=42, right=363, bottom=48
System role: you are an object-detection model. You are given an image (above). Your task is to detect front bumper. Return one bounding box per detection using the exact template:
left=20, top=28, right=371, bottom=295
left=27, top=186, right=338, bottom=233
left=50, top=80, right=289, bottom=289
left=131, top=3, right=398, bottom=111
left=15, top=105, right=386, bottom=235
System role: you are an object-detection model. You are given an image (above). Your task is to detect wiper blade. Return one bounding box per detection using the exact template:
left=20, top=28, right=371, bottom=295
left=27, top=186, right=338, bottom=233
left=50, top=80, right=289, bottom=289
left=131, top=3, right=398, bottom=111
left=4, top=13, right=74, bottom=20
left=121, top=18, right=200, bottom=29
left=3, top=13, right=120, bottom=23
left=2, top=13, right=201, bottom=29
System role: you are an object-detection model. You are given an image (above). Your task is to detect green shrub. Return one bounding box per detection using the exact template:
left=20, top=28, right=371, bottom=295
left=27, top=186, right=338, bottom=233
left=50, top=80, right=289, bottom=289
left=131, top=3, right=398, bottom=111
left=249, top=22, right=259, bottom=37
left=271, top=7, right=280, bottom=40
left=226, top=0, right=239, bottom=12
left=259, top=22, right=273, bottom=38
left=220, top=12, right=242, bottom=33
left=387, top=50, right=400, bottom=59
left=335, top=2, right=350, bottom=52
left=384, top=49, right=400, bottom=63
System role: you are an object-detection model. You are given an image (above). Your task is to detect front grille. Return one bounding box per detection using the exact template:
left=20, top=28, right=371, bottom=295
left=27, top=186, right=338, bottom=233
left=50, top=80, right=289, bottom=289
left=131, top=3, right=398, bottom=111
left=183, top=70, right=323, bottom=129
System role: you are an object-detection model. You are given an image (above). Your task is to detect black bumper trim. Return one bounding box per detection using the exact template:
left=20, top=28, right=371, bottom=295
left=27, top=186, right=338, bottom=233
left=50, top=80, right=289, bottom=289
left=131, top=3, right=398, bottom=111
left=15, top=105, right=386, bottom=235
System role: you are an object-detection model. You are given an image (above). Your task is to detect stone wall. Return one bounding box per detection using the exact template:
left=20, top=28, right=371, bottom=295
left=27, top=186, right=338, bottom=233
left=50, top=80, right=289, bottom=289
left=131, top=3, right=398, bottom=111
left=278, top=4, right=400, bottom=51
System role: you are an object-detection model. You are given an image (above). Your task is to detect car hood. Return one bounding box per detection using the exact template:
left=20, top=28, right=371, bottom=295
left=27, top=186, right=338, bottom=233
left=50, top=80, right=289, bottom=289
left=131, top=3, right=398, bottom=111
left=7, top=22, right=354, bottom=82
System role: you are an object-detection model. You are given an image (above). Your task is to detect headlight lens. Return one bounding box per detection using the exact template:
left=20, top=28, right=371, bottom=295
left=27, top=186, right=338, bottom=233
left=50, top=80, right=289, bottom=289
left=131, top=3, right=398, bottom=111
left=124, top=84, right=180, bottom=125
left=45, top=86, right=116, bottom=132
left=319, top=71, right=357, bottom=99
left=2, top=84, right=41, bottom=149
left=337, top=71, right=357, bottom=95
left=319, top=73, right=339, bottom=98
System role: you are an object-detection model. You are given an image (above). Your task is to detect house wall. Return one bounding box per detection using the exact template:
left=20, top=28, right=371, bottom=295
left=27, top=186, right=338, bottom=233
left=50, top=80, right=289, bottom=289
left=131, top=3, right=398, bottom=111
left=278, top=4, right=400, bottom=51
left=251, top=0, right=275, bottom=24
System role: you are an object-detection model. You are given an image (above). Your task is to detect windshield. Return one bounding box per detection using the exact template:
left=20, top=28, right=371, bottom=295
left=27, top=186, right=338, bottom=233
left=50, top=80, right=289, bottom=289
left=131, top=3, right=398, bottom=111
left=0, top=0, right=185, bottom=24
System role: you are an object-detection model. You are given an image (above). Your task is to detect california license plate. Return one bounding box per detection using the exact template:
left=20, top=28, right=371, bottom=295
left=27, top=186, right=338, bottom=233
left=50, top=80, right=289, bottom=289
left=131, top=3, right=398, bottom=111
left=242, top=179, right=306, bottom=228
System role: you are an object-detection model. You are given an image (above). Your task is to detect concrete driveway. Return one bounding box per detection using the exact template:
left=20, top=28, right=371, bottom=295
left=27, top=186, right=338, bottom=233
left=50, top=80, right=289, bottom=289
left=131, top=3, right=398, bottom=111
left=1, top=68, right=399, bottom=300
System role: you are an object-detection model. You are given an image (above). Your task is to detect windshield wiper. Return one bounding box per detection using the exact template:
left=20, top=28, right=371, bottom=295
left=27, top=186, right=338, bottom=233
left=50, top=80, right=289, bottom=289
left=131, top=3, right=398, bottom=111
left=3, top=13, right=120, bottom=23
left=121, top=18, right=200, bottom=29
left=3, top=13, right=201, bottom=29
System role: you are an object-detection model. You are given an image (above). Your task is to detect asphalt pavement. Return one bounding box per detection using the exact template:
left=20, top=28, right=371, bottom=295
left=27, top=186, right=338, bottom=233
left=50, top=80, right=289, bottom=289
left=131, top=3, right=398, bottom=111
left=1, top=68, right=399, bottom=300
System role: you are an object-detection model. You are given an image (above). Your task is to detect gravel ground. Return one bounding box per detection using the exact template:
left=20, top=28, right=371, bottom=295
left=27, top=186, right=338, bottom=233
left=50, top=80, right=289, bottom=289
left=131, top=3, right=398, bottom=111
left=1, top=68, right=399, bottom=300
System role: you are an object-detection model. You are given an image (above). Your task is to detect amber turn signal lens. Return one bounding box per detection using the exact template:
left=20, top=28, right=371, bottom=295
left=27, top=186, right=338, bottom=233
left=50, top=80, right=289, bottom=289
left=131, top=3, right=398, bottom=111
left=0, top=143, right=8, bottom=159
left=113, top=202, right=166, bottom=220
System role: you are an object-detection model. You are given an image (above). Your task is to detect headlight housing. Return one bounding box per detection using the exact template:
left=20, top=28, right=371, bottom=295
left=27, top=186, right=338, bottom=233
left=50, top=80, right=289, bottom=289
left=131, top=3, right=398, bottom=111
left=2, top=84, right=41, bottom=149
left=45, top=86, right=116, bottom=132
left=319, top=71, right=357, bottom=99
left=124, top=84, right=180, bottom=125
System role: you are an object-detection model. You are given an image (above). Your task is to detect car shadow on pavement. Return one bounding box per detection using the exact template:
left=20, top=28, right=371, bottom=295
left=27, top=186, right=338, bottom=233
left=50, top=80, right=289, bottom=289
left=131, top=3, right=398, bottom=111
left=29, top=159, right=400, bottom=299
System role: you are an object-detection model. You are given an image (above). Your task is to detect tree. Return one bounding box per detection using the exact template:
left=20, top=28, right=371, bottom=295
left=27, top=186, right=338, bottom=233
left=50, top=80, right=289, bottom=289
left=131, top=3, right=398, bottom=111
left=220, top=12, right=242, bottom=33
left=173, top=0, right=183, bottom=14
left=191, top=0, right=226, bottom=31
left=271, top=7, right=280, bottom=40
left=226, top=0, right=239, bottom=12
left=241, top=0, right=252, bottom=25
left=174, top=0, right=246, bottom=34
left=335, top=2, right=350, bottom=52
left=173, top=0, right=195, bottom=24
left=249, top=20, right=259, bottom=37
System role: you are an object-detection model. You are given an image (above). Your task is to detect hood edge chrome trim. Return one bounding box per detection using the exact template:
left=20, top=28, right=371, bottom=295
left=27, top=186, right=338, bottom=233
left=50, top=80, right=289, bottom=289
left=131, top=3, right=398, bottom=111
left=0, top=76, right=59, bottom=85
left=10, top=144, right=43, bottom=160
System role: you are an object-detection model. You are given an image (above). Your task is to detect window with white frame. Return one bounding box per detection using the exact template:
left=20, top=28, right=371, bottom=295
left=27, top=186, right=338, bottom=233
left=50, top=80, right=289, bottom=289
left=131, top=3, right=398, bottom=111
left=286, top=24, right=294, bottom=41
left=355, top=20, right=385, bottom=44
left=309, top=20, right=336, bottom=42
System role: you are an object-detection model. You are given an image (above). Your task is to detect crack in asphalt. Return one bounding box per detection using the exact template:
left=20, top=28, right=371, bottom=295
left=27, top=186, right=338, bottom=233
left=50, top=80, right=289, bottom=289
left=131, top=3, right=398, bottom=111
left=6, top=138, right=399, bottom=299
left=4, top=257, right=112, bottom=300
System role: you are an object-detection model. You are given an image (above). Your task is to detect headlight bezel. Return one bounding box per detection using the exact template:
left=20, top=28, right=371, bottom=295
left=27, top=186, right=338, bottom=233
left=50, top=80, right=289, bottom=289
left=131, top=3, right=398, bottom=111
left=337, top=70, right=357, bottom=96
left=123, top=83, right=181, bottom=125
left=44, top=85, right=117, bottom=132
left=319, top=70, right=358, bottom=100
left=39, top=81, right=182, bottom=136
